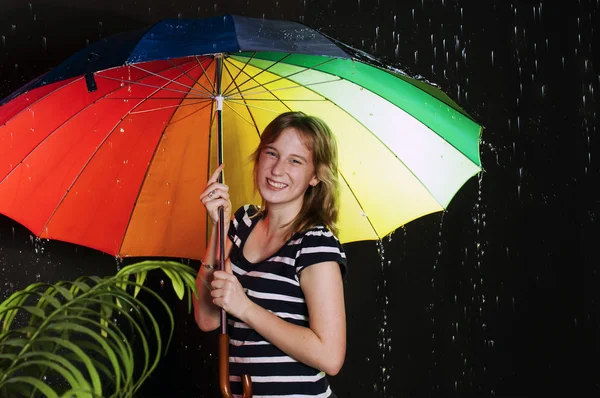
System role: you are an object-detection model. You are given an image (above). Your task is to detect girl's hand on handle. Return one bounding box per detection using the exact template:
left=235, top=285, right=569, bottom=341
left=200, top=164, right=231, bottom=225
left=211, top=259, right=253, bottom=320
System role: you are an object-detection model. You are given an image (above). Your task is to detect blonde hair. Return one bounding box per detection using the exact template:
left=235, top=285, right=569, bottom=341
left=251, top=111, right=340, bottom=236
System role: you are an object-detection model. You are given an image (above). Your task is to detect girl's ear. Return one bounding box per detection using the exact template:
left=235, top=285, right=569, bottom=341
left=309, top=176, right=320, bottom=187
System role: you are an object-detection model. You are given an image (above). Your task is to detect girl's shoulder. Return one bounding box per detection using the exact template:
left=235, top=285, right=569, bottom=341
left=293, top=224, right=347, bottom=276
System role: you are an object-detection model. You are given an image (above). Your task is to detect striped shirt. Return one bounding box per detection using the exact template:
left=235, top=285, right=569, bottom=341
left=227, top=205, right=347, bottom=397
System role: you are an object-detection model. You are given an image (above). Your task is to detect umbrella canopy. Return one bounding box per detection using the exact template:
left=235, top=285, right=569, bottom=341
left=0, top=15, right=482, bottom=261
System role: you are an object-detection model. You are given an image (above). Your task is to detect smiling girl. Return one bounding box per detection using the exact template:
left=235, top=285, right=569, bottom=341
left=193, top=111, right=346, bottom=397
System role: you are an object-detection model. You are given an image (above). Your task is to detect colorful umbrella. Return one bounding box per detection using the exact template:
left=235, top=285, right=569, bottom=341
left=0, top=14, right=482, bottom=397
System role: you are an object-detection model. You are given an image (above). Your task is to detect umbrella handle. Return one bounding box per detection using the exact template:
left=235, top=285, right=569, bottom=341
left=219, top=333, right=253, bottom=398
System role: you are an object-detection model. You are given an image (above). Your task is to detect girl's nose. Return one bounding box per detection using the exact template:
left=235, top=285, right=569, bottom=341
left=271, top=158, right=286, bottom=175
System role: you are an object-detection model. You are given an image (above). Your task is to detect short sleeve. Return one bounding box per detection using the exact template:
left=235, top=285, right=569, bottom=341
left=295, top=227, right=347, bottom=278
left=228, top=205, right=259, bottom=246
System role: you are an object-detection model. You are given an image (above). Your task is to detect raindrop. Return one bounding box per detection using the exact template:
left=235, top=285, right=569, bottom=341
left=115, top=256, right=123, bottom=271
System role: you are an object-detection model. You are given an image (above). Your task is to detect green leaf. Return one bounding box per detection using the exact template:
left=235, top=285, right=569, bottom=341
left=0, top=260, right=198, bottom=397
left=20, top=351, right=91, bottom=392
left=38, top=292, right=62, bottom=309
left=162, top=268, right=185, bottom=299
left=9, top=359, right=82, bottom=392
left=1, top=338, right=28, bottom=347
left=0, top=353, right=16, bottom=361
left=47, top=321, right=122, bottom=390
left=70, top=281, right=92, bottom=296
left=22, top=306, right=46, bottom=319
left=133, top=270, right=148, bottom=298
left=36, top=337, right=102, bottom=397
left=2, top=376, right=59, bottom=398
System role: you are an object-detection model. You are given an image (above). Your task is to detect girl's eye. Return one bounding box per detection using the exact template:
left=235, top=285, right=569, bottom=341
left=290, top=159, right=302, bottom=164
left=265, top=150, right=277, bottom=157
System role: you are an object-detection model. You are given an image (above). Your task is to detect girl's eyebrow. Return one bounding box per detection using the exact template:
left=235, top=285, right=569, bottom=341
left=264, top=145, right=309, bottom=162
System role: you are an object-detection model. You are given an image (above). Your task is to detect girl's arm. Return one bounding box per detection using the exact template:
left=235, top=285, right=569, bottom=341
left=193, top=222, right=233, bottom=331
left=211, top=261, right=346, bottom=375
left=193, top=164, right=233, bottom=331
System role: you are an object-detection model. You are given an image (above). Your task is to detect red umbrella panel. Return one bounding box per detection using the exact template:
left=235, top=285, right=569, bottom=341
left=0, top=57, right=218, bottom=260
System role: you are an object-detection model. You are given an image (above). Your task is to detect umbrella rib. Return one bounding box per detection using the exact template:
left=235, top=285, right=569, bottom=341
left=98, top=74, right=212, bottom=98
left=222, top=53, right=293, bottom=98
left=196, top=55, right=217, bottom=95
left=221, top=52, right=258, bottom=97
left=104, top=96, right=211, bottom=100
left=129, top=99, right=212, bottom=115
left=128, top=61, right=210, bottom=96
left=225, top=78, right=341, bottom=100
left=221, top=101, right=257, bottom=128
left=228, top=65, right=294, bottom=115
left=224, top=99, right=290, bottom=114
left=167, top=56, right=215, bottom=97
left=165, top=101, right=213, bottom=127
left=39, top=67, right=196, bottom=239
left=223, top=55, right=338, bottom=98
left=221, top=60, right=261, bottom=137
left=337, top=169, right=380, bottom=239
left=0, top=61, right=194, bottom=188
left=226, top=98, right=327, bottom=102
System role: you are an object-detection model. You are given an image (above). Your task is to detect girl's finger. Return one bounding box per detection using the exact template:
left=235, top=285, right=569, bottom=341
left=213, top=270, right=230, bottom=280
left=200, top=184, right=229, bottom=202
left=208, top=164, right=225, bottom=184
left=206, top=190, right=230, bottom=201
left=211, top=279, right=224, bottom=289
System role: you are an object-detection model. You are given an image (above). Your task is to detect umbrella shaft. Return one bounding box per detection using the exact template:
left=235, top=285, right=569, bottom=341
left=215, top=53, right=228, bottom=335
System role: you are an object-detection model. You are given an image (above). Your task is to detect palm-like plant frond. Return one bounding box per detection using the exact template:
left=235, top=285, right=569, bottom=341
left=0, top=260, right=198, bottom=398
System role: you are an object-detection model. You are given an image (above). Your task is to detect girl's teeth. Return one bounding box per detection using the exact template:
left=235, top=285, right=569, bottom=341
left=268, top=179, right=286, bottom=188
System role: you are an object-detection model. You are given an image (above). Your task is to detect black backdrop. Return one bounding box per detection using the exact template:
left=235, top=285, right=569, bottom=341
left=1, top=1, right=597, bottom=397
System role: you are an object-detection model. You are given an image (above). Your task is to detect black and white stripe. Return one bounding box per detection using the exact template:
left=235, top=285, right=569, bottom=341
left=227, top=205, right=347, bottom=397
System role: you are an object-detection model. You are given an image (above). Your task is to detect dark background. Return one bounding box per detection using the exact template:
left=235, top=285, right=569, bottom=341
left=1, top=0, right=597, bottom=397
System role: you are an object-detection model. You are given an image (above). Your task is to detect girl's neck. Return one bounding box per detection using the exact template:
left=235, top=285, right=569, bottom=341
left=262, top=202, right=301, bottom=238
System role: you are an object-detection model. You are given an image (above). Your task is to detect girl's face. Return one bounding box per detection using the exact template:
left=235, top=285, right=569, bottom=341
left=257, top=127, right=319, bottom=211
